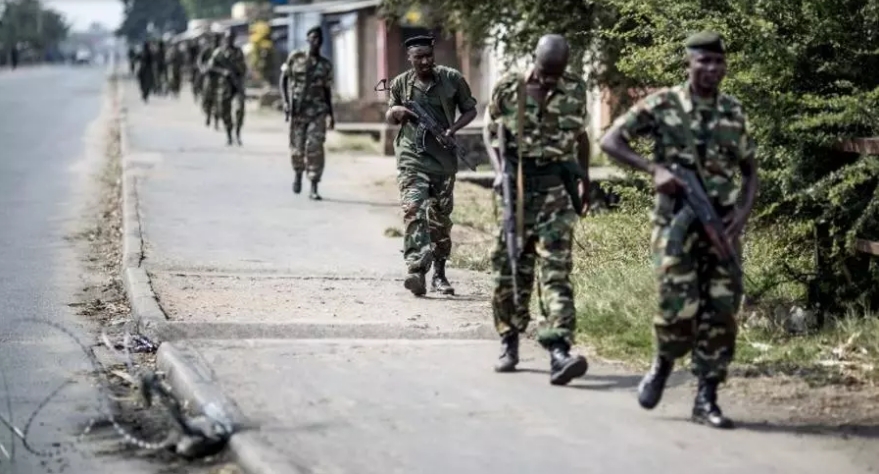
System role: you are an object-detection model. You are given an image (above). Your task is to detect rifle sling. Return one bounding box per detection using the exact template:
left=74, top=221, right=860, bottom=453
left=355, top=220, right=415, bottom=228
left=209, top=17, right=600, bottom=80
left=515, top=77, right=525, bottom=248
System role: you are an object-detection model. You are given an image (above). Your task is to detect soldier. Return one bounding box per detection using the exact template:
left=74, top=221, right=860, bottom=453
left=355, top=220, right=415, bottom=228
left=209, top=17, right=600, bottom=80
left=280, top=26, right=335, bottom=200
left=209, top=30, right=247, bottom=145
left=199, top=33, right=222, bottom=129
left=154, top=39, right=167, bottom=95
left=135, top=40, right=154, bottom=102
left=166, top=41, right=184, bottom=97
left=385, top=35, right=478, bottom=297
left=127, top=45, right=136, bottom=76
left=599, top=31, right=759, bottom=428
left=188, top=38, right=202, bottom=101
left=483, top=34, right=591, bottom=385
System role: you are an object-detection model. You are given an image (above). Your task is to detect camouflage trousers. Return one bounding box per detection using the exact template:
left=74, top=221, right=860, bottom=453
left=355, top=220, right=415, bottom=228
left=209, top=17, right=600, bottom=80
left=217, top=85, right=245, bottom=132
left=201, top=77, right=218, bottom=118
left=492, top=184, right=578, bottom=348
left=651, top=224, right=742, bottom=382
left=289, top=114, right=327, bottom=182
left=397, top=168, right=455, bottom=273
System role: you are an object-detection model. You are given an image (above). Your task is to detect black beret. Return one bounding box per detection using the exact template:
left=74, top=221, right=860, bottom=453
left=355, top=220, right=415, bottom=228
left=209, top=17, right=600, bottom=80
left=404, top=35, right=435, bottom=49
left=685, top=31, right=725, bottom=54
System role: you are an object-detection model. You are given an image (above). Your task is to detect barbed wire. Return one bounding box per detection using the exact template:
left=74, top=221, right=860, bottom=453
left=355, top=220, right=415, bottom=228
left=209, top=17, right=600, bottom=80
left=0, top=317, right=232, bottom=468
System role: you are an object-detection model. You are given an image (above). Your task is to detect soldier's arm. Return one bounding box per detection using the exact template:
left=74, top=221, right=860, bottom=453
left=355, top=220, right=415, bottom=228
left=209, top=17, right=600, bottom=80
left=448, top=74, right=478, bottom=134
left=483, top=80, right=506, bottom=177
left=730, top=114, right=759, bottom=234
left=599, top=94, right=660, bottom=175
left=385, top=77, right=407, bottom=125
left=323, top=61, right=335, bottom=121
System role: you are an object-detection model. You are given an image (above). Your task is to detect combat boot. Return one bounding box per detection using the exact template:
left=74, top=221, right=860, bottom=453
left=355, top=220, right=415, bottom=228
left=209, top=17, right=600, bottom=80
left=309, top=180, right=322, bottom=200
left=225, top=128, right=233, bottom=146
left=404, top=270, right=426, bottom=297
left=548, top=342, right=588, bottom=386
left=430, top=259, right=455, bottom=295
left=235, top=126, right=243, bottom=146
left=691, top=378, right=734, bottom=429
left=204, top=114, right=211, bottom=127
left=637, top=355, right=674, bottom=410
left=292, top=171, right=303, bottom=194
left=494, top=331, right=519, bottom=372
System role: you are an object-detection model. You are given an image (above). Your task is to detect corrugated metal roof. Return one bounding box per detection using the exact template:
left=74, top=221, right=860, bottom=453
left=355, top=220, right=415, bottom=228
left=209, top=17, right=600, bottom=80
left=274, top=0, right=380, bottom=14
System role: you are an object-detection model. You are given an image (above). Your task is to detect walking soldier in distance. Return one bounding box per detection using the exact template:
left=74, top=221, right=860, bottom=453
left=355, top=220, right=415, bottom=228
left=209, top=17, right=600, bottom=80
left=483, top=34, right=592, bottom=386
left=600, top=31, right=759, bottom=428
left=209, top=30, right=247, bottom=146
left=280, top=26, right=335, bottom=200
left=385, top=35, right=478, bottom=297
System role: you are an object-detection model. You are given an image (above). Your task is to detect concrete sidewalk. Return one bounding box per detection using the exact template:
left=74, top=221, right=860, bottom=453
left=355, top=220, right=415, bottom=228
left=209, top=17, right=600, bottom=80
left=119, top=80, right=878, bottom=474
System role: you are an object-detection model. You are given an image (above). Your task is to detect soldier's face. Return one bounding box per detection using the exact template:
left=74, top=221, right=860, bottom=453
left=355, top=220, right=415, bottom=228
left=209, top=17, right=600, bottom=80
left=408, top=46, right=434, bottom=76
left=534, top=60, right=565, bottom=89
left=688, top=51, right=726, bottom=91
left=307, top=32, right=322, bottom=51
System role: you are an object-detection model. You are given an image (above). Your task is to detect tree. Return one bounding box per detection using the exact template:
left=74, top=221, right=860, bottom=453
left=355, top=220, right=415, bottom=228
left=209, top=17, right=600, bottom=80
left=180, top=0, right=238, bottom=19
left=382, top=0, right=879, bottom=313
left=0, top=0, right=69, bottom=56
left=117, top=0, right=188, bottom=42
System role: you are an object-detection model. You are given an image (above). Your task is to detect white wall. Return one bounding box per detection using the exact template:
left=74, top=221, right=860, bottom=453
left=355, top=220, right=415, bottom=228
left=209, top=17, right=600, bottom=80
left=331, top=13, right=359, bottom=100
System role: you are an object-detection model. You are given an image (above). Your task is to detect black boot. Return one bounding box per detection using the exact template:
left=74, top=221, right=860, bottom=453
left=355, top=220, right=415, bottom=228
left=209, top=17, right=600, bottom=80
left=692, top=378, right=734, bottom=429
left=309, top=180, right=322, bottom=200
left=292, top=171, right=303, bottom=194
left=404, top=270, right=426, bottom=296
left=430, top=259, right=455, bottom=295
left=235, top=126, right=243, bottom=146
left=494, top=332, right=519, bottom=372
left=205, top=114, right=211, bottom=127
left=548, top=342, right=588, bottom=386
left=226, top=128, right=233, bottom=146
left=637, top=355, right=674, bottom=410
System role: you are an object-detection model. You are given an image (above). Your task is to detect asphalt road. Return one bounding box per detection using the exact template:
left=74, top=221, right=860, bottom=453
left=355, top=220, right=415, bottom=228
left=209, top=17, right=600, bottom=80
left=0, top=65, right=167, bottom=473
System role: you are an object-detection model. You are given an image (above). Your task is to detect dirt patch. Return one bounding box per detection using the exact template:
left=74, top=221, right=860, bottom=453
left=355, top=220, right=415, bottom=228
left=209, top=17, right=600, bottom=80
left=67, top=75, right=241, bottom=473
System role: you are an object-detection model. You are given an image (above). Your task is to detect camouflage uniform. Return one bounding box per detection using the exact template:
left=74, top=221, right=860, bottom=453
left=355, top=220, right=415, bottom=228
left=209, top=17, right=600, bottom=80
left=198, top=43, right=219, bottom=125
left=387, top=66, right=477, bottom=277
left=611, top=81, right=755, bottom=382
left=166, top=44, right=183, bottom=95
left=485, top=71, right=588, bottom=349
left=210, top=44, right=247, bottom=138
left=283, top=49, right=333, bottom=182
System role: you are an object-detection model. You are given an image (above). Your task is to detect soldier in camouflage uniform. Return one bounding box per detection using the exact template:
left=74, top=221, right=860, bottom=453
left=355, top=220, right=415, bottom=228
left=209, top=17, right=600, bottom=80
left=166, top=41, right=184, bottom=97
left=386, top=35, right=478, bottom=297
left=280, top=26, right=335, bottom=200
left=600, top=31, right=759, bottom=428
left=209, top=30, right=247, bottom=146
left=484, top=34, right=591, bottom=386
left=188, top=37, right=204, bottom=102
left=199, top=34, right=222, bottom=130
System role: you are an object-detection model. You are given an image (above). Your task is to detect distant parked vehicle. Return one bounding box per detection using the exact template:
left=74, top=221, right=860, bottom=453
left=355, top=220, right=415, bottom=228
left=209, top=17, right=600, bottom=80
left=73, top=48, right=92, bottom=65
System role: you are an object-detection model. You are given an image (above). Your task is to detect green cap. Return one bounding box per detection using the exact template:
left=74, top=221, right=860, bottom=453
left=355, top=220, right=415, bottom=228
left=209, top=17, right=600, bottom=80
left=685, top=31, right=725, bottom=54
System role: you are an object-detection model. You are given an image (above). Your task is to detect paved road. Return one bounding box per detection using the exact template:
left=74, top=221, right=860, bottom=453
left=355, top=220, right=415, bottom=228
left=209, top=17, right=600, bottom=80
left=0, top=65, right=169, bottom=473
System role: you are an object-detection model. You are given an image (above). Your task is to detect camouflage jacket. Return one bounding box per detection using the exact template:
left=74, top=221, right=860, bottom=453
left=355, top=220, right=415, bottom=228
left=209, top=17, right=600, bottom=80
left=485, top=70, right=589, bottom=168
left=209, top=46, right=246, bottom=78
left=611, top=81, right=756, bottom=210
left=283, top=49, right=333, bottom=117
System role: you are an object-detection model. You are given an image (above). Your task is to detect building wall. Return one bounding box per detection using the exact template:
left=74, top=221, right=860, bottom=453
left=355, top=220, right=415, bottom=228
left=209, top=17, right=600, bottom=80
left=331, top=13, right=359, bottom=100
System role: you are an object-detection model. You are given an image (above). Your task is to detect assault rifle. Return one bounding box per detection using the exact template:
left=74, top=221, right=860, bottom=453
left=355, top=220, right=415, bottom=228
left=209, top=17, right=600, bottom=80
left=403, top=100, right=477, bottom=171
left=669, top=163, right=743, bottom=290
left=496, top=123, right=521, bottom=307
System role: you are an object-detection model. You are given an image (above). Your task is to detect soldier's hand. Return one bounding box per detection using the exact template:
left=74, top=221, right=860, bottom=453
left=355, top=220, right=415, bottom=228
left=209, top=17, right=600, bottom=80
left=578, top=179, right=591, bottom=216
left=389, top=105, right=415, bottom=122
left=492, top=174, right=504, bottom=195
left=724, top=209, right=747, bottom=239
left=652, top=165, right=686, bottom=195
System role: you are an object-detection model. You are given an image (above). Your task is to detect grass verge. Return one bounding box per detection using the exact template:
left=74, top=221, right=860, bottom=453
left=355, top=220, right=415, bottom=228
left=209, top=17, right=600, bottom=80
left=450, top=181, right=879, bottom=385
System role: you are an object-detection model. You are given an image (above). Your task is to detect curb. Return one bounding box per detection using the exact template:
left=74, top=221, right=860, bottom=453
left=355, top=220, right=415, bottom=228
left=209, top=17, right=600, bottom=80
left=114, top=68, right=292, bottom=473
left=156, top=344, right=307, bottom=474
